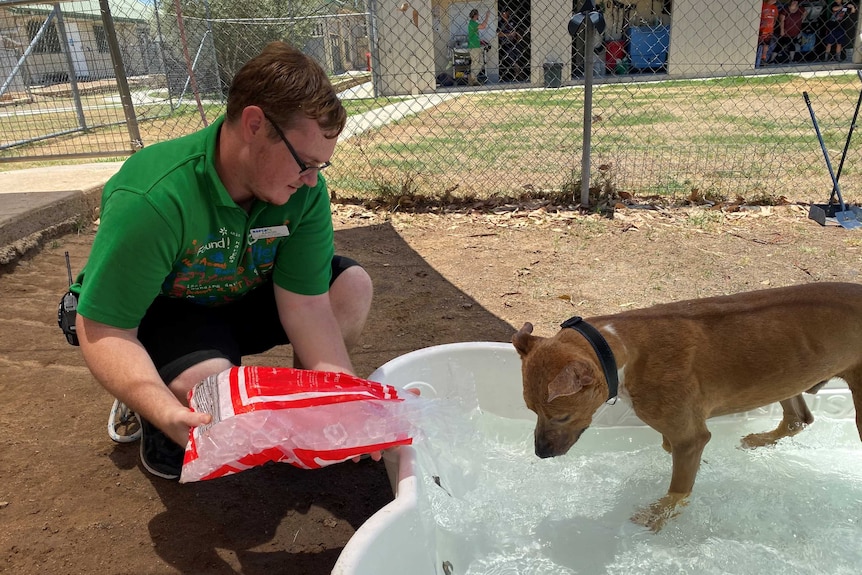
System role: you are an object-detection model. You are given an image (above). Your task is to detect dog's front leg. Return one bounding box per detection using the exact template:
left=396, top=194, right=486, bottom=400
left=631, top=428, right=711, bottom=532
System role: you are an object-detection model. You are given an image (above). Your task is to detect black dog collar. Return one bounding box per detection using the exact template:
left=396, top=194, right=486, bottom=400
left=560, top=316, right=619, bottom=401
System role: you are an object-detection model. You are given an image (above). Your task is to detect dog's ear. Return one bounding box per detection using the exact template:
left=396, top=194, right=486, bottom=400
left=547, top=361, right=595, bottom=402
left=512, top=323, right=538, bottom=357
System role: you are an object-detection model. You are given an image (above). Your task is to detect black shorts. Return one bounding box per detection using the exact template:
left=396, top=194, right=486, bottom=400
left=137, top=255, right=360, bottom=384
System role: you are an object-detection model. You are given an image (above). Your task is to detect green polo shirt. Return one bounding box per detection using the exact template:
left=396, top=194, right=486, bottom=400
left=468, top=19, right=481, bottom=49
left=75, top=115, right=334, bottom=329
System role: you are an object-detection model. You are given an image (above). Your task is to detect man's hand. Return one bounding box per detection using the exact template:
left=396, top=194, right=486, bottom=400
left=163, top=406, right=212, bottom=447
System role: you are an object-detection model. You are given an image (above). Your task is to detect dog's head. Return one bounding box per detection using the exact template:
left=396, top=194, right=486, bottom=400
left=512, top=322, right=608, bottom=458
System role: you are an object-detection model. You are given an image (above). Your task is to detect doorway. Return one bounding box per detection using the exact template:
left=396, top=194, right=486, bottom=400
left=64, top=22, right=89, bottom=80
left=497, top=1, right=530, bottom=83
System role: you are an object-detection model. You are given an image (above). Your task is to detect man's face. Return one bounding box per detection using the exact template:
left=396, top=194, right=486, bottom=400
left=250, top=115, right=337, bottom=206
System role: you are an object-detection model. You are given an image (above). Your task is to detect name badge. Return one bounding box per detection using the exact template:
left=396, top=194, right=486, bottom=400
left=249, top=225, right=290, bottom=241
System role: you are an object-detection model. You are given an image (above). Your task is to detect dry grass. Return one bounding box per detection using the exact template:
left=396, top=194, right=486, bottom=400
left=3, top=72, right=861, bottom=212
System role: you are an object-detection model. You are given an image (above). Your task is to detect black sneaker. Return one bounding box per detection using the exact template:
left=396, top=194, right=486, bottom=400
left=137, top=415, right=184, bottom=480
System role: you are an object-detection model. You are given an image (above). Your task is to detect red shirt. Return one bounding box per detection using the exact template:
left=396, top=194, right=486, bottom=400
left=781, top=8, right=806, bottom=38
left=760, top=2, right=780, bottom=37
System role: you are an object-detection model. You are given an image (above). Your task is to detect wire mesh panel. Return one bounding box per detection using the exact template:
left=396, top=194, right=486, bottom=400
left=0, top=0, right=157, bottom=159
left=332, top=0, right=862, bottom=204
left=1, top=0, right=861, bottom=206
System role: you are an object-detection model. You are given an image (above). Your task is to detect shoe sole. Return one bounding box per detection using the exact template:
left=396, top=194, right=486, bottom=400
left=108, top=399, right=141, bottom=443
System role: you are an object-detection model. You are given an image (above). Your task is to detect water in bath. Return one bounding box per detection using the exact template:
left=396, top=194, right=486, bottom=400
left=413, top=407, right=862, bottom=575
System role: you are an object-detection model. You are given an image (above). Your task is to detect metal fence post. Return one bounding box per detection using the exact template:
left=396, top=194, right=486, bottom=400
left=52, top=3, right=86, bottom=130
left=99, top=0, right=142, bottom=150
left=366, top=0, right=380, bottom=99
left=570, top=1, right=606, bottom=208
left=172, top=0, right=209, bottom=127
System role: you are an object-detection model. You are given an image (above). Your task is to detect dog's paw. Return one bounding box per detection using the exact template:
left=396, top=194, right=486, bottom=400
left=631, top=507, right=673, bottom=533
left=740, top=430, right=787, bottom=449
left=631, top=494, right=689, bottom=533
left=742, top=419, right=808, bottom=449
left=740, top=432, right=774, bottom=449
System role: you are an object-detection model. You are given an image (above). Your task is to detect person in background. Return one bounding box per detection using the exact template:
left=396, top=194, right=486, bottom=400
left=823, top=0, right=857, bottom=61
left=497, top=10, right=522, bottom=82
left=757, top=0, right=780, bottom=67
left=71, top=42, right=374, bottom=480
left=467, top=8, right=490, bottom=86
left=773, top=0, right=807, bottom=63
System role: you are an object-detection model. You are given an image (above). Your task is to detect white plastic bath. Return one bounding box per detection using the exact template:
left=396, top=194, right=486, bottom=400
left=331, top=342, right=857, bottom=575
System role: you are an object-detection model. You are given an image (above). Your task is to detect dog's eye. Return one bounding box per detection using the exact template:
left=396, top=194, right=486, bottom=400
left=551, top=414, right=572, bottom=425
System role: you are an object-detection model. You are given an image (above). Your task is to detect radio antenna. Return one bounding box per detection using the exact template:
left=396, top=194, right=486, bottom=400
left=64, top=251, right=73, bottom=286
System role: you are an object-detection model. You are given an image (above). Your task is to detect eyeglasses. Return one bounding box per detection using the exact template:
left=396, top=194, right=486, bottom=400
left=262, top=111, right=331, bottom=174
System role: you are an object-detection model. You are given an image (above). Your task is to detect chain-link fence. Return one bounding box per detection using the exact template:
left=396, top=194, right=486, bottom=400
left=1, top=0, right=861, bottom=204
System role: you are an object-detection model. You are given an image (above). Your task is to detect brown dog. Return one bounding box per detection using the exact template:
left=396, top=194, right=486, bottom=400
left=512, top=282, right=862, bottom=532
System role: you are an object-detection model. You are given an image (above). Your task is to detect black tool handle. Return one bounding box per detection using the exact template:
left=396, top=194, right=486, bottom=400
left=803, top=91, right=848, bottom=211
left=831, top=73, right=862, bottom=202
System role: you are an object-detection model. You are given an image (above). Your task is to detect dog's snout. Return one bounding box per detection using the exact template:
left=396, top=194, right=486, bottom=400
left=535, top=441, right=556, bottom=459
left=534, top=426, right=589, bottom=458
left=537, top=451, right=555, bottom=459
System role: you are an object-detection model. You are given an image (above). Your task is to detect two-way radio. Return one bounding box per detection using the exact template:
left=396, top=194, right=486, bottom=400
left=57, top=251, right=79, bottom=346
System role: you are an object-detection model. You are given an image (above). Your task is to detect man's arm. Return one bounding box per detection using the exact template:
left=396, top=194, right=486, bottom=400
left=479, top=10, right=490, bottom=30
left=77, top=315, right=210, bottom=446
left=274, top=284, right=356, bottom=375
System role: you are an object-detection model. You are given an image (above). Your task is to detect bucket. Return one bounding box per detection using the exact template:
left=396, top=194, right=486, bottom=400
left=593, top=56, right=606, bottom=77
left=332, top=342, right=858, bottom=575
left=605, top=40, right=625, bottom=72
left=542, top=62, right=563, bottom=88
left=615, top=58, right=630, bottom=75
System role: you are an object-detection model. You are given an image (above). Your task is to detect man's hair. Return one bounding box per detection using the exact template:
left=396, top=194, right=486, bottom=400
left=470, top=9, right=479, bottom=18
left=226, top=41, right=346, bottom=138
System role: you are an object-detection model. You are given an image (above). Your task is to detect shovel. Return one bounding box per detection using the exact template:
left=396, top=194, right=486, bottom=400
left=804, top=90, right=862, bottom=230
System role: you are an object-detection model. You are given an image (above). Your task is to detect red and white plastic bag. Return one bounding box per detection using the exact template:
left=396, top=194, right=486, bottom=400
left=180, top=366, right=418, bottom=482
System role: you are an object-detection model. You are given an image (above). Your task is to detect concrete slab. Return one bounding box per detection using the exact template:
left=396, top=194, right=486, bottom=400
left=0, top=162, right=122, bottom=266
left=0, top=190, right=88, bottom=248
left=0, top=162, right=123, bottom=195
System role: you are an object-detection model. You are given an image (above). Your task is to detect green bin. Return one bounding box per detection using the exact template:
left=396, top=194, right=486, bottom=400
left=542, top=62, right=562, bottom=88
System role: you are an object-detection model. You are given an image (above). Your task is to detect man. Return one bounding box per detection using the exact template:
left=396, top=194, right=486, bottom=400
left=824, top=0, right=857, bottom=61
left=467, top=8, right=490, bottom=86
left=497, top=10, right=522, bottom=82
left=72, top=42, right=373, bottom=480
left=774, top=0, right=806, bottom=63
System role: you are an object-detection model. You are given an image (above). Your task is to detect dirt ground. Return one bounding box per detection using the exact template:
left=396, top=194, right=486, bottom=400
left=3, top=200, right=862, bottom=574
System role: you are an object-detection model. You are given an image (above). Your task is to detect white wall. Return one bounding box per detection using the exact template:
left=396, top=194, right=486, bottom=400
left=530, top=0, right=572, bottom=85
left=667, top=0, right=761, bottom=76
left=375, top=0, right=437, bottom=96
